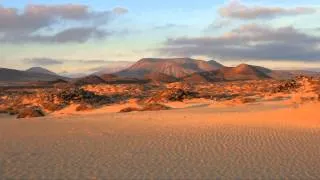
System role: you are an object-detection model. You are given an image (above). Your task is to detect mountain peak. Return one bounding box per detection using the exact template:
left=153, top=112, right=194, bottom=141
left=236, top=63, right=249, bottom=67
left=207, top=60, right=224, bottom=68
left=26, top=67, right=57, bottom=76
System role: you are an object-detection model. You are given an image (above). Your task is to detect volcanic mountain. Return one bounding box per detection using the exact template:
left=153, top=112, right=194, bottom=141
left=72, top=75, right=106, bottom=86
left=183, top=64, right=271, bottom=83
left=116, top=58, right=224, bottom=78
left=218, top=64, right=271, bottom=80
left=0, top=68, right=66, bottom=82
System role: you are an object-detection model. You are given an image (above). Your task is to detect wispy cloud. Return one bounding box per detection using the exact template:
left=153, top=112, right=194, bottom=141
left=24, top=58, right=133, bottom=66
left=205, top=19, right=232, bottom=31
left=25, top=58, right=63, bottom=66
left=3, top=27, right=109, bottom=43
left=112, top=7, right=129, bottom=15
left=219, top=0, right=317, bottom=20
left=153, top=23, right=188, bottom=30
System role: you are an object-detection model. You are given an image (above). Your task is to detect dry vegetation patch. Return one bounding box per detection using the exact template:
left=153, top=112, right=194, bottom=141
left=17, top=107, right=45, bottom=119
left=1, top=76, right=320, bottom=116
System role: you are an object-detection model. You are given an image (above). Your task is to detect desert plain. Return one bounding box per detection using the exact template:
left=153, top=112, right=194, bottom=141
left=1, top=74, right=320, bottom=179
left=1, top=0, right=320, bottom=178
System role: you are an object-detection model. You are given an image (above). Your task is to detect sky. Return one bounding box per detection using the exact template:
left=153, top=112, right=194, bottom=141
left=0, top=0, right=320, bottom=74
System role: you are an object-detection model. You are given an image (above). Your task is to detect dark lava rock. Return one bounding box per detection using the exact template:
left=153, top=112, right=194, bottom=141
left=6, top=106, right=23, bottom=115
left=272, top=75, right=319, bottom=93
left=147, top=88, right=199, bottom=103
left=58, top=88, right=91, bottom=102
left=0, top=109, right=7, bottom=114
left=57, top=88, right=112, bottom=105
left=273, top=79, right=300, bottom=93
left=165, top=89, right=197, bottom=101
left=119, top=107, right=141, bottom=113
left=17, top=107, right=45, bottom=119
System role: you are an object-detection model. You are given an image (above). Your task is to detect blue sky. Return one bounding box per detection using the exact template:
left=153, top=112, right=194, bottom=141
left=1, top=0, right=320, bottom=73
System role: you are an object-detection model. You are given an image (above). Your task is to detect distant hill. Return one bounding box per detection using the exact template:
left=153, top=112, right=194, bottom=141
left=218, top=64, right=271, bottom=81
left=0, top=68, right=67, bottom=82
left=26, top=67, right=58, bottom=76
left=72, top=75, right=106, bottom=86
left=183, top=64, right=271, bottom=83
left=116, top=58, right=224, bottom=78
left=73, top=74, right=150, bottom=85
left=100, top=74, right=118, bottom=81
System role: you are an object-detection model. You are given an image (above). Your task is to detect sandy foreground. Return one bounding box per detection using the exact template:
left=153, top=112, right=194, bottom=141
left=0, top=101, right=320, bottom=179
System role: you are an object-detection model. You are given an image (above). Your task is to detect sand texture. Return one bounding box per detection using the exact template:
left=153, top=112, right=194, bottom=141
left=0, top=103, right=320, bottom=179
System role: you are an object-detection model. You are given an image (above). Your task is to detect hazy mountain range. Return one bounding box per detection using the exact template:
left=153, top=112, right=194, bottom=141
left=26, top=67, right=59, bottom=76
left=0, top=67, right=66, bottom=82
left=1, top=58, right=319, bottom=85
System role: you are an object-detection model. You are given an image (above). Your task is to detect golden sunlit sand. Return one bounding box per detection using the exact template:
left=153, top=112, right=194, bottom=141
left=0, top=102, right=319, bottom=179
left=1, top=0, right=320, bottom=178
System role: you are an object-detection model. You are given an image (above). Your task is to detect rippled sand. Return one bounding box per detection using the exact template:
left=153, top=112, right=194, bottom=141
left=0, top=103, right=320, bottom=179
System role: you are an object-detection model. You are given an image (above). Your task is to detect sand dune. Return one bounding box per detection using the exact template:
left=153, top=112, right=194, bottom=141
left=0, top=103, right=320, bottom=179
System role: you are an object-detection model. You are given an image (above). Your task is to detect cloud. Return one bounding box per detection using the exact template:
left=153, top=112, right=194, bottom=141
left=206, top=19, right=232, bottom=31
left=24, top=4, right=93, bottom=20
left=112, top=7, right=128, bottom=15
left=153, top=23, right=188, bottom=30
left=24, top=58, right=132, bottom=66
left=78, top=60, right=109, bottom=64
left=76, top=60, right=133, bottom=64
left=0, top=4, right=109, bottom=33
left=24, top=58, right=63, bottom=66
left=219, top=0, right=317, bottom=20
left=3, top=27, right=109, bottom=43
left=48, top=27, right=108, bottom=43
left=158, top=24, right=320, bottom=61
left=0, top=4, right=126, bottom=43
